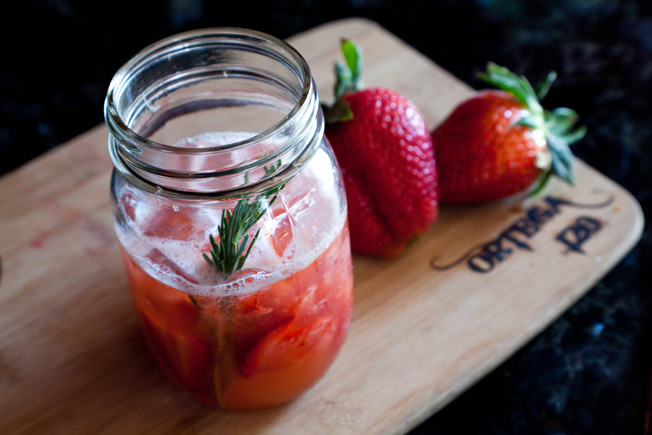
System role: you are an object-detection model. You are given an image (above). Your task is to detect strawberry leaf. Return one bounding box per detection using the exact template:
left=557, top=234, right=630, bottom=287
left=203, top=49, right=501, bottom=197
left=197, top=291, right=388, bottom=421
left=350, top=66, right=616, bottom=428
left=534, top=71, right=557, bottom=100
left=529, top=169, right=553, bottom=197
left=341, top=39, right=361, bottom=85
left=562, top=125, right=587, bottom=145
left=333, top=39, right=363, bottom=99
left=478, top=62, right=543, bottom=116
left=547, top=134, right=575, bottom=185
left=546, top=107, right=587, bottom=145
left=324, top=99, right=354, bottom=123
left=546, top=107, right=579, bottom=135
left=334, top=62, right=353, bottom=100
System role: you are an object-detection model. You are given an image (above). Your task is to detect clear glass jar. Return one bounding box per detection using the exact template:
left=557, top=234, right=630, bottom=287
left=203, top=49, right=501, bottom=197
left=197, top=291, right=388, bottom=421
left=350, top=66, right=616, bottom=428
left=104, top=28, right=353, bottom=410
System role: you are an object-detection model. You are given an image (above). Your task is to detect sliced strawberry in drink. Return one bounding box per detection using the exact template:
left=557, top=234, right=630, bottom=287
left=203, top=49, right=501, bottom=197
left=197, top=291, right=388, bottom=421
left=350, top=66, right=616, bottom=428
left=235, top=292, right=274, bottom=316
left=135, top=284, right=213, bottom=395
left=140, top=310, right=211, bottom=394
left=121, top=250, right=212, bottom=394
left=226, top=269, right=296, bottom=317
left=239, top=316, right=336, bottom=378
left=136, top=284, right=211, bottom=393
left=218, top=316, right=340, bottom=410
left=226, top=276, right=298, bottom=359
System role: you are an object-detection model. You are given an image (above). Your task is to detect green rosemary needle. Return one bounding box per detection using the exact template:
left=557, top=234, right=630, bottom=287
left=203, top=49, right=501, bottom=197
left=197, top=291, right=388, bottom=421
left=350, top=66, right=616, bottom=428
left=203, top=183, right=286, bottom=277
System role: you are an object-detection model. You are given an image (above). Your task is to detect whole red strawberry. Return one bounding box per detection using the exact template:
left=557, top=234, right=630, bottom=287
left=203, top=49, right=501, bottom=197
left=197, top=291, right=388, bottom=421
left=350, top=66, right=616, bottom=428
left=431, top=63, right=586, bottom=204
left=323, top=40, right=438, bottom=257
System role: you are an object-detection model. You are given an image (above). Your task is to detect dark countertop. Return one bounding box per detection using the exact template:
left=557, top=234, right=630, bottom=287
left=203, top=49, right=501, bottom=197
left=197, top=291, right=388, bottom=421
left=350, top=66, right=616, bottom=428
left=2, top=1, right=650, bottom=433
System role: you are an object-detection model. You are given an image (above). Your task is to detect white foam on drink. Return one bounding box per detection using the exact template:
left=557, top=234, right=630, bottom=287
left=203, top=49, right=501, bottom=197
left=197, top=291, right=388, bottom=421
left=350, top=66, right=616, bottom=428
left=115, top=131, right=346, bottom=298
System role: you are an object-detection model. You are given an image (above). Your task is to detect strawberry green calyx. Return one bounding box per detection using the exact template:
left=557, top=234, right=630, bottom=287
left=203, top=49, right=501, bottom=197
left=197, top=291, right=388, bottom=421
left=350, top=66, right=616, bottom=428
left=478, top=62, right=586, bottom=195
left=323, top=39, right=364, bottom=123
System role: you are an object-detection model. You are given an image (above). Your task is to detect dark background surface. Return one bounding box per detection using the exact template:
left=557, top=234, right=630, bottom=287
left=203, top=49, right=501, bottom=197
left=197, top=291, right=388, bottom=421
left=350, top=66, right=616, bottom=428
left=2, top=1, right=650, bottom=433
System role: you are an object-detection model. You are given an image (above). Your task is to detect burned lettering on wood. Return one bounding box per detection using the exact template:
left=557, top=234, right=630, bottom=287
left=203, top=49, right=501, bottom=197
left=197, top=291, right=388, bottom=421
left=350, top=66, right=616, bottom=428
left=430, top=194, right=613, bottom=273
left=556, top=216, right=603, bottom=253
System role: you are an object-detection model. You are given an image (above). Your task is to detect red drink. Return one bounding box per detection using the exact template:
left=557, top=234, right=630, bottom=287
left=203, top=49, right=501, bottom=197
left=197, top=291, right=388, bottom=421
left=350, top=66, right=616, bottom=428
left=121, top=224, right=352, bottom=409
left=113, top=136, right=353, bottom=409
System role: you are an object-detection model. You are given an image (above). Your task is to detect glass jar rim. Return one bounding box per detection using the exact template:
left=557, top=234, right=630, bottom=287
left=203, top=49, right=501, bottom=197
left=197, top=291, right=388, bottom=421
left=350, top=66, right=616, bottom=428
left=105, top=27, right=313, bottom=154
left=104, top=27, right=323, bottom=199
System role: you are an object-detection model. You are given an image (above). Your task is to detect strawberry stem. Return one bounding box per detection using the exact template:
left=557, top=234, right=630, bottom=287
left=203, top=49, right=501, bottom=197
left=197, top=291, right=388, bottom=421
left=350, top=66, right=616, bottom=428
left=334, top=39, right=363, bottom=99
left=322, top=39, right=364, bottom=124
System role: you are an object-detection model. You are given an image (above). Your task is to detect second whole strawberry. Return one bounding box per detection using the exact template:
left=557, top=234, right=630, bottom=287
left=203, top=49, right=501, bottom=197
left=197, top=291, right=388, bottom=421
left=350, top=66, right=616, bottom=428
left=431, top=63, right=586, bottom=204
left=323, top=40, right=439, bottom=257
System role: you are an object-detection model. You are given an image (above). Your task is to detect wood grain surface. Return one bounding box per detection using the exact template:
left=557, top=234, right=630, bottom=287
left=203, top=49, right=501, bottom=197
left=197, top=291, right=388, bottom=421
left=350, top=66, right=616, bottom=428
left=0, top=18, right=644, bottom=434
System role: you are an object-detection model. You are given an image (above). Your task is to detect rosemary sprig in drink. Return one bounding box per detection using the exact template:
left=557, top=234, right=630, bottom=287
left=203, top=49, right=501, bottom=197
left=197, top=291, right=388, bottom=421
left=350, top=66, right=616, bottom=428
left=203, top=183, right=285, bottom=278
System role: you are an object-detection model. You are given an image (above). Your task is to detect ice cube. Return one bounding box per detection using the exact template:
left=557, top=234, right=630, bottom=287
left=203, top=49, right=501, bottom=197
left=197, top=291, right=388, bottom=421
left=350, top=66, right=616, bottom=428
left=145, top=247, right=199, bottom=285
left=267, top=205, right=294, bottom=258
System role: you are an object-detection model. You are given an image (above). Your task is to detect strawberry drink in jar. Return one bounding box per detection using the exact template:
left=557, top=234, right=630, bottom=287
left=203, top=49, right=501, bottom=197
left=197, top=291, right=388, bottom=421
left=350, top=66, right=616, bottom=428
left=104, top=28, right=353, bottom=410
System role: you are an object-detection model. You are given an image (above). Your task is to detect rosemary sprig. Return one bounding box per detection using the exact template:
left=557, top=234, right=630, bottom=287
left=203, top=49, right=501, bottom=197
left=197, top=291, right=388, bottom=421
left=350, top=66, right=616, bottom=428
left=203, top=183, right=286, bottom=278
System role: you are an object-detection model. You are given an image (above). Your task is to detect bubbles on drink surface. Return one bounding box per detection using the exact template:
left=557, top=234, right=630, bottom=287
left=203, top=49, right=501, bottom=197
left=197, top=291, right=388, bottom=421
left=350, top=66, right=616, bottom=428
left=114, top=131, right=345, bottom=297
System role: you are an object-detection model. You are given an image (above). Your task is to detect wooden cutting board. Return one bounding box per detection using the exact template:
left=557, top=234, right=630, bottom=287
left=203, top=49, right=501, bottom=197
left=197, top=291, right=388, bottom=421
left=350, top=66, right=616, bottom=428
left=0, top=18, right=644, bottom=434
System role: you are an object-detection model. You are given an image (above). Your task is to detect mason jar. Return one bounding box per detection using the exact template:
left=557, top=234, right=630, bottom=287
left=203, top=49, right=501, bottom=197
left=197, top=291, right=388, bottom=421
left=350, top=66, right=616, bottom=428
left=104, top=28, right=353, bottom=410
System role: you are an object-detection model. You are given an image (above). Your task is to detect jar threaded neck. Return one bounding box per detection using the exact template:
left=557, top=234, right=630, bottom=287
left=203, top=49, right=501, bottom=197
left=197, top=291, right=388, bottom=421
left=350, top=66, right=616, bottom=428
left=105, top=28, right=323, bottom=198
